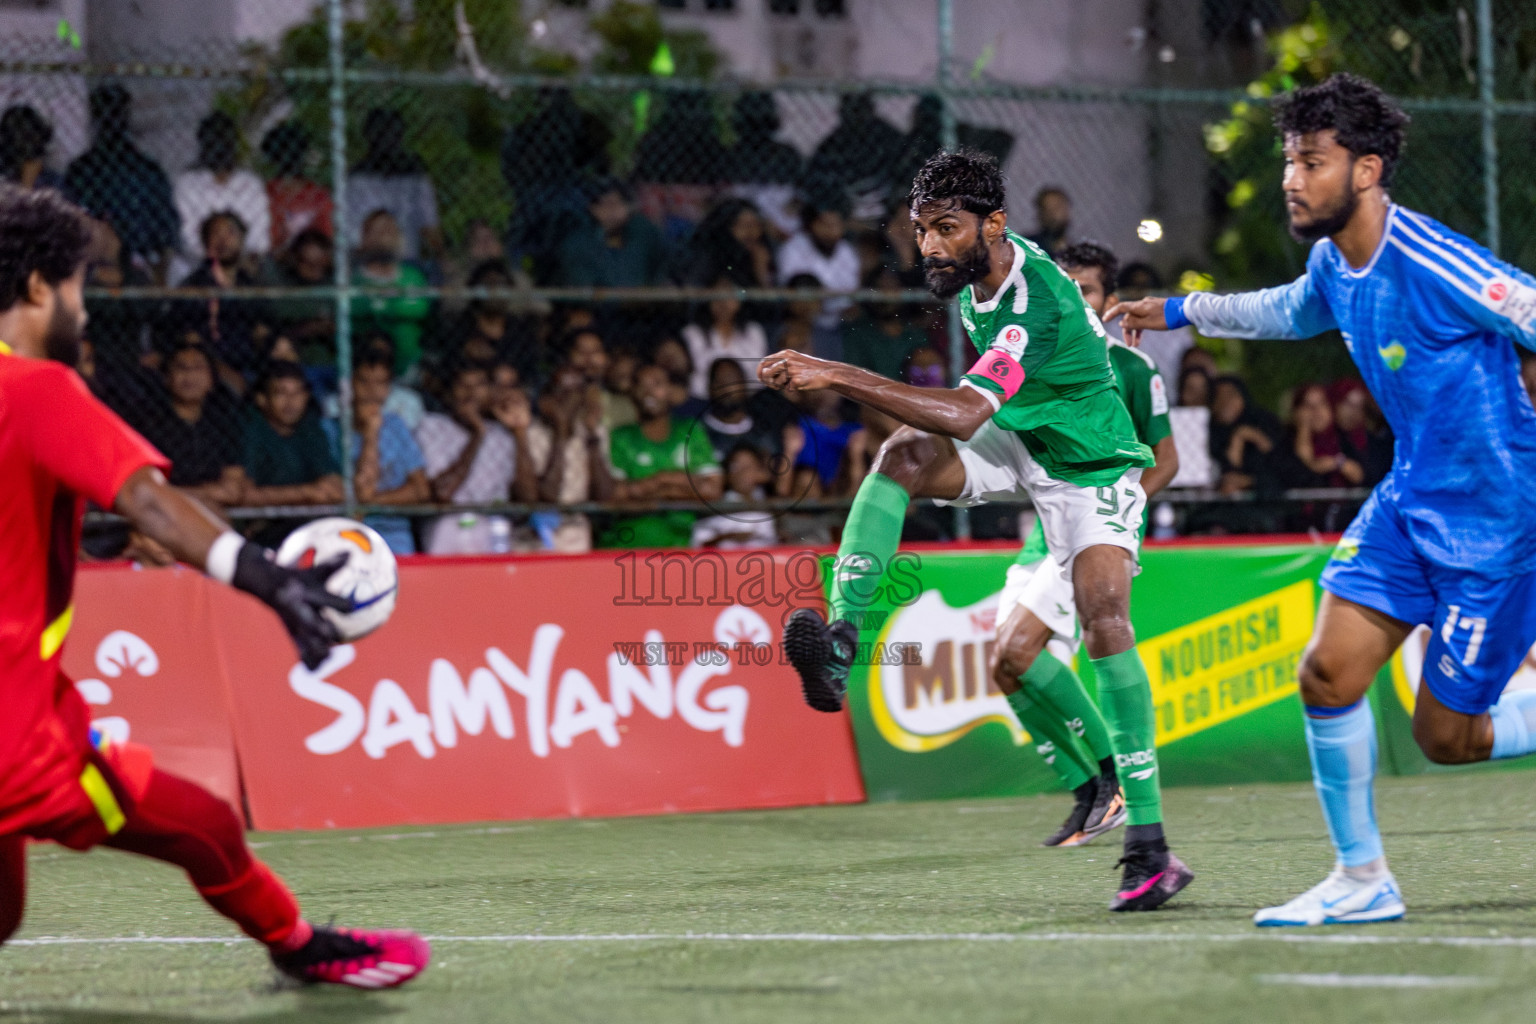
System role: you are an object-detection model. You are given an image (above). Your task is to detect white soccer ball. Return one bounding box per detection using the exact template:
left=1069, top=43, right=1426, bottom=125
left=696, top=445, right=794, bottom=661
left=276, top=517, right=399, bottom=642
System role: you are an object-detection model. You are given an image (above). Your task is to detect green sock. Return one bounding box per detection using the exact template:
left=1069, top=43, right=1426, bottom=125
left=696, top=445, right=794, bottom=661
left=1093, top=648, right=1163, bottom=826
left=1023, top=650, right=1116, bottom=767
left=828, top=472, right=909, bottom=628
left=1006, top=687, right=1095, bottom=791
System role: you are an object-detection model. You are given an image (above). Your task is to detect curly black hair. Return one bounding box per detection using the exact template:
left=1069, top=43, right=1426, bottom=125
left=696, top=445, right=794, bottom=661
left=1055, top=241, right=1119, bottom=296
left=909, top=147, right=1005, bottom=216
left=1273, top=73, right=1410, bottom=186
left=0, top=184, right=91, bottom=313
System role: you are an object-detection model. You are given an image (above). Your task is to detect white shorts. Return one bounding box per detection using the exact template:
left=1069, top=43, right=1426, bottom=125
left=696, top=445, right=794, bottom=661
left=996, top=559, right=1081, bottom=658
left=938, top=419, right=1147, bottom=574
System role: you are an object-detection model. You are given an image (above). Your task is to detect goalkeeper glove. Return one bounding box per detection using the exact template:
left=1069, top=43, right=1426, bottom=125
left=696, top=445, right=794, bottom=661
left=209, top=532, right=355, bottom=670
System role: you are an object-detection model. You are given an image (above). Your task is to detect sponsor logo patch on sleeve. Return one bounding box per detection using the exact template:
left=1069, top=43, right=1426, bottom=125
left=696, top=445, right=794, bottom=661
left=1486, top=276, right=1536, bottom=328
left=992, top=323, right=1028, bottom=360
left=1149, top=373, right=1169, bottom=415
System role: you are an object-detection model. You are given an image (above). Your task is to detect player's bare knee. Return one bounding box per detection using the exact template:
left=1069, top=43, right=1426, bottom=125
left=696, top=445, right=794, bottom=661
left=1074, top=576, right=1131, bottom=641
left=995, top=635, right=1039, bottom=688
left=1081, top=611, right=1133, bottom=655
left=1411, top=717, right=1481, bottom=765
left=1297, top=650, right=1354, bottom=708
left=870, top=431, right=936, bottom=492
left=1413, top=728, right=1473, bottom=765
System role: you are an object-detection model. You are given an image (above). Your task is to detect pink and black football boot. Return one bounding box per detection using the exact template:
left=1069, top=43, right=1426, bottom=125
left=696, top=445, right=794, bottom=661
left=272, top=924, right=430, bottom=989
left=1108, top=847, right=1195, bottom=912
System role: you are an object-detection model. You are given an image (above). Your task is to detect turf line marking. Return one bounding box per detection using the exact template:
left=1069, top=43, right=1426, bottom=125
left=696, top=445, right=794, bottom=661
left=247, top=825, right=535, bottom=849
left=13, top=932, right=1536, bottom=949
left=1257, top=973, right=1489, bottom=988
left=12, top=937, right=241, bottom=947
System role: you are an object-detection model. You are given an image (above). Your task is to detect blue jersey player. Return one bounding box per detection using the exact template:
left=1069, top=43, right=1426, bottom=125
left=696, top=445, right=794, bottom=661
left=1109, top=73, right=1536, bottom=927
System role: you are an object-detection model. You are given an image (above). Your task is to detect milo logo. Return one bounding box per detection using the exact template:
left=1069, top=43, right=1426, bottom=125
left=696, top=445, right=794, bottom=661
left=866, top=590, right=1025, bottom=753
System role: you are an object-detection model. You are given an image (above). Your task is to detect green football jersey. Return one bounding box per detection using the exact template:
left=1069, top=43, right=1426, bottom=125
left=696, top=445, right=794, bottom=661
left=1107, top=340, right=1171, bottom=451
left=600, top=418, right=720, bottom=548
left=959, top=231, right=1153, bottom=487
left=1013, top=339, right=1171, bottom=567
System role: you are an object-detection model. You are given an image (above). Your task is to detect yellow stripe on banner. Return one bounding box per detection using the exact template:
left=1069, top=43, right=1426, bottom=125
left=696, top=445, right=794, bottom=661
left=1139, top=579, right=1316, bottom=745
left=39, top=604, right=73, bottom=660
left=78, top=763, right=125, bottom=835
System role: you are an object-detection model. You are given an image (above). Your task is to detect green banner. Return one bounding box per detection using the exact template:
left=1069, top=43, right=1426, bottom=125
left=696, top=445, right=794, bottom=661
left=846, top=543, right=1367, bottom=803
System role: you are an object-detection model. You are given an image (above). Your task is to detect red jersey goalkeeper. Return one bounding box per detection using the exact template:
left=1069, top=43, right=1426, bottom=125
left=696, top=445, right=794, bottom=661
left=0, top=185, right=427, bottom=989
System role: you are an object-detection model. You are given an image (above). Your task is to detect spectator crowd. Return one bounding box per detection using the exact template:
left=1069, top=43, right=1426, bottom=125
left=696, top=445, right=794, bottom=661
left=6, top=84, right=1396, bottom=555
left=1169, top=333, right=1393, bottom=535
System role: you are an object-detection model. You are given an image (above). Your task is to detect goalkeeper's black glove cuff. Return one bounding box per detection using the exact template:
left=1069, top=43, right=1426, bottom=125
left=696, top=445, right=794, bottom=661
left=231, top=540, right=287, bottom=605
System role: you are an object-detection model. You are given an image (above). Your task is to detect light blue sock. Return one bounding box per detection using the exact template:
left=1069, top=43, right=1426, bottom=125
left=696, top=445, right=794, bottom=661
left=1304, top=700, right=1384, bottom=868
left=1489, top=690, right=1536, bottom=759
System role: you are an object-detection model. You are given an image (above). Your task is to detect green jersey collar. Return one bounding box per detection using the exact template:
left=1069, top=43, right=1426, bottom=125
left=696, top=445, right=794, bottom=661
left=967, top=238, right=1027, bottom=315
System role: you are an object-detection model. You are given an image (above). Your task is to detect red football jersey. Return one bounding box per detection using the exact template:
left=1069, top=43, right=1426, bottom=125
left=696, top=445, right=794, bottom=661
left=0, top=346, right=168, bottom=783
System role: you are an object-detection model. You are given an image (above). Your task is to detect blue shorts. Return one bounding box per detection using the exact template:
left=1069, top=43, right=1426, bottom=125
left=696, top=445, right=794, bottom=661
left=1321, top=491, right=1536, bottom=715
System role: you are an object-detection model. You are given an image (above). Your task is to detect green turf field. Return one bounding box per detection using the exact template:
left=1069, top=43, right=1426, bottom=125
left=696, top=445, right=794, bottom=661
left=2, top=769, right=1535, bottom=1023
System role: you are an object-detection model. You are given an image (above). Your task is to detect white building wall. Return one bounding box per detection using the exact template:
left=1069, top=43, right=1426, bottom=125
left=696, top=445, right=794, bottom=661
left=664, top=0, right=1171, bottom=269
left=661, top=0, right=1146, bottom=86
left=235, top=0, right=323, bottom=43
left=0, top=0, right=91, bottom=165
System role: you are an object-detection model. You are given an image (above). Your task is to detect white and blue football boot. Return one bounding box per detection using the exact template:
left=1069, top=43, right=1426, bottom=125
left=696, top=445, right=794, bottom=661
left=1254, top=865, right=1406, bottom=926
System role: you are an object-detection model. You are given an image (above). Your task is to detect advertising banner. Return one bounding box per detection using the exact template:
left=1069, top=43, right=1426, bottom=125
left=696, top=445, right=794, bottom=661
left=64, top=565, right=243, bottom=809
left=74, top=551, right=864, bottom=830
left=69, top=542, right=1536, bottom=831
left=850, top=544, right=1344, bottom=802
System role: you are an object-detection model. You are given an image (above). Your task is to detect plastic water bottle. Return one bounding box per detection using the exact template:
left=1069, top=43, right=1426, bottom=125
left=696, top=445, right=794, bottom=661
left=1151, top=502, right=1177, bottom=540
left=456, top=512, right=479, bottom=555
left=488, top=516, right=512, bottom=554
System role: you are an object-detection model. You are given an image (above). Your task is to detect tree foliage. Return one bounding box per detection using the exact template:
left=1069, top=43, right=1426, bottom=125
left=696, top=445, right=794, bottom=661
left=225, top=0, right=721, bottom=244
left=1197, top=0, right=1534, bottom=407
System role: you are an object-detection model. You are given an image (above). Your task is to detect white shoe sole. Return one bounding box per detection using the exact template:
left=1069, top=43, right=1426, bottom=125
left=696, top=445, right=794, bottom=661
left=1254, top=901, right=1406, bottom=927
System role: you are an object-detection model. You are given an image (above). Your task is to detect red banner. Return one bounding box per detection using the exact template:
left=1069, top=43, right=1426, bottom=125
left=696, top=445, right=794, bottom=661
left=74, top=551, right=865, bottom=830
left=64, top=564, right=243, bottom=809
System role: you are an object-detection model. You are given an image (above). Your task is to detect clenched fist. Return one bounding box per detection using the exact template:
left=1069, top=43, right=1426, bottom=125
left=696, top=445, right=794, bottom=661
left=758, top=349, right=839, bottom=393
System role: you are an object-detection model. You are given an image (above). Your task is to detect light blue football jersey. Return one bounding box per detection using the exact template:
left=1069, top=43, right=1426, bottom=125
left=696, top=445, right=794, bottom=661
left=1182, top=205, right=1536, bottom=575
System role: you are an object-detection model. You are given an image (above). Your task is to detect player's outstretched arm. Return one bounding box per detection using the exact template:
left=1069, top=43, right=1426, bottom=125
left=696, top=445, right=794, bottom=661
left=758, top=350, right=995, bottom=440
left=114, top=467, right=351, bottom=669
left=1106, top=272, right=1336, bottom=342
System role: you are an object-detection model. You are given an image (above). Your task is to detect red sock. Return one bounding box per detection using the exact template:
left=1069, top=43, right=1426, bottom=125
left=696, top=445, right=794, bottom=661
left=105, top=769, right=305, bottom=948
left=198, top=862, right=306, bottom=947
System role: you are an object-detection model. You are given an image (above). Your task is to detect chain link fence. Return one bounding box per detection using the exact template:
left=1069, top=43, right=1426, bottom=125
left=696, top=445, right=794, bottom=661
left=6, top=0, right=1531, bottom=554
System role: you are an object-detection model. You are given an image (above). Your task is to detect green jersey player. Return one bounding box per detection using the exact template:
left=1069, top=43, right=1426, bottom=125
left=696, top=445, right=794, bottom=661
left=993, top=243, right=1180, bottom=850
left=759, top=150, right=1194, bottom=912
